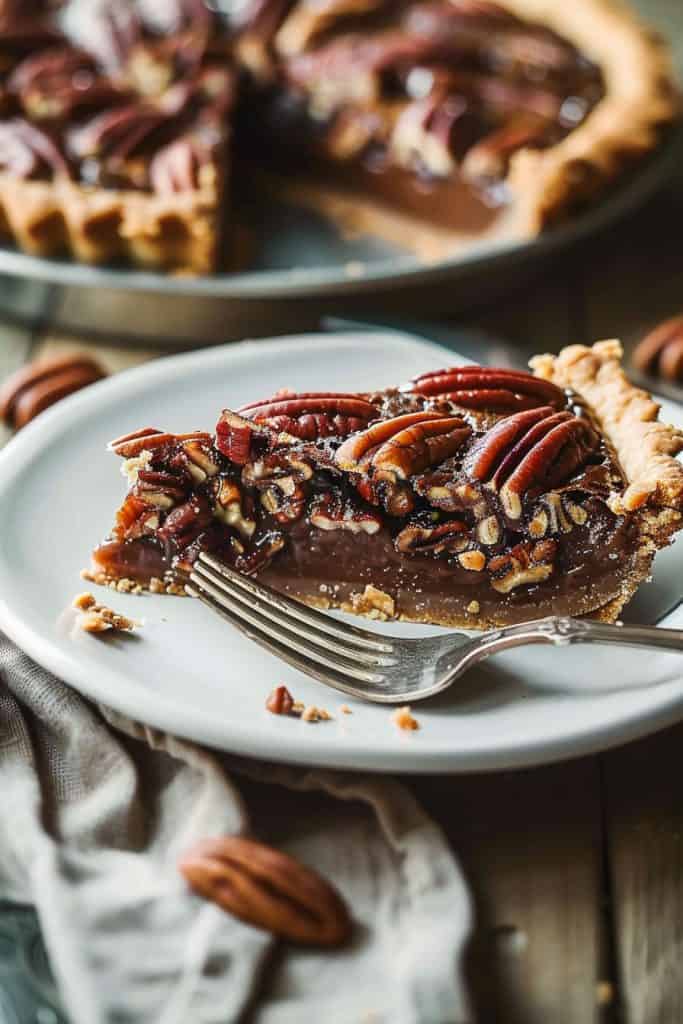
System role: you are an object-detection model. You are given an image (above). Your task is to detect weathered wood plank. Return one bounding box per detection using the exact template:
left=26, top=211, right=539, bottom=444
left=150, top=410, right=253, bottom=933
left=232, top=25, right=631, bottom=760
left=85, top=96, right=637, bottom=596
left=602, top=724, right=683, bottom=1024
left=412, top=758, right=607, bottom=1024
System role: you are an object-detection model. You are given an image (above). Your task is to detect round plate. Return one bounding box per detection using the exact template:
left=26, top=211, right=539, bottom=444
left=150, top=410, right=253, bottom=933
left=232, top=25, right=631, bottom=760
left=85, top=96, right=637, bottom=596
left=0, top=330, right=680, bottom=773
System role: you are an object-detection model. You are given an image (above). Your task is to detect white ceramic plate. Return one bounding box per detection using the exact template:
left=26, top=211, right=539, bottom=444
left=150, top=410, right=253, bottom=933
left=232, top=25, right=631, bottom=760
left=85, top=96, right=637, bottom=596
left=0, top=331, right=681, bottom=772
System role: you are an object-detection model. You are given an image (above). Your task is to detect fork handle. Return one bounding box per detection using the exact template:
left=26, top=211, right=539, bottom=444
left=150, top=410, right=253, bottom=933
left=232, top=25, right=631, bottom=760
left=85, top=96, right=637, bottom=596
left=477, top=616, right=683, bottom=656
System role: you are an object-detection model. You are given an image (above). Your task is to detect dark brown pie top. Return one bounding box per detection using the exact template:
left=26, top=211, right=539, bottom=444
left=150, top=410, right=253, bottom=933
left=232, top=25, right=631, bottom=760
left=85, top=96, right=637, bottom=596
left=92, top=362, right=636, bottom=610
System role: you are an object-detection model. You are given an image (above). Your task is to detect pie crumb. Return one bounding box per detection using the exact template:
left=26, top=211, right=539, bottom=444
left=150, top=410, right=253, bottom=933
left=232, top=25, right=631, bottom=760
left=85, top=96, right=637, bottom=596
left=73, top=593, right=138, bottom=634
left=265, top=688, right=332, bottom=722
left=392, top=706, right=419, bottom=731
left=301, top=705, right=333, bottom=723
left=340, top=704, right=352, bottom=715
left=347, top=584, right=395, bottom=620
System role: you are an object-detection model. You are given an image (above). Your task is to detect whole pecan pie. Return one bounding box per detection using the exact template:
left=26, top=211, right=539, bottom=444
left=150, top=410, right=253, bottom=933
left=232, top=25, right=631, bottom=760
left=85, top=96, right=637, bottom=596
left=0, top=0, right=679, bottom=272
left=89, top=341, right=683, bottom=628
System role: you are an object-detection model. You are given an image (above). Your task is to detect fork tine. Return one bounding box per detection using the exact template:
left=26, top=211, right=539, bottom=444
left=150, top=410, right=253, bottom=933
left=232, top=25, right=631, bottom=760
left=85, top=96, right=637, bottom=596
left=194, top=560, right=398, bottom=670
left=187, top=571, right=388, bottom=685
left=198, top=551, right=394, bottom=653
left=186, top=580, right=380, bottom=701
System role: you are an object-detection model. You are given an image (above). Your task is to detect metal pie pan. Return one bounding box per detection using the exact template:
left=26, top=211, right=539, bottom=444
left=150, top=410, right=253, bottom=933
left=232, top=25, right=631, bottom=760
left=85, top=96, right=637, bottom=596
left=0, top=132, right=680, bottom=344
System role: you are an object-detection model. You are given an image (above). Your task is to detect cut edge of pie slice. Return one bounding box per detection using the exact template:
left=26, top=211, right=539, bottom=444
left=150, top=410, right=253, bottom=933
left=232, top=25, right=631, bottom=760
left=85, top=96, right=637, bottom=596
left=87, top=340, right=683, bottom=630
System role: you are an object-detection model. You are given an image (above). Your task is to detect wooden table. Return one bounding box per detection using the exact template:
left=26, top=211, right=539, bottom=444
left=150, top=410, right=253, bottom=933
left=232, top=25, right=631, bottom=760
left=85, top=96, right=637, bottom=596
left=1, top=4, right=681, bottom=1019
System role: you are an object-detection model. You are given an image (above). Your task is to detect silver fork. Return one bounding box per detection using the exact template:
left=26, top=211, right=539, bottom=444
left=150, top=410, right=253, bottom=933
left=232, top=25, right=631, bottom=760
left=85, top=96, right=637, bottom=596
left=186, top=552, right=683, bottom=704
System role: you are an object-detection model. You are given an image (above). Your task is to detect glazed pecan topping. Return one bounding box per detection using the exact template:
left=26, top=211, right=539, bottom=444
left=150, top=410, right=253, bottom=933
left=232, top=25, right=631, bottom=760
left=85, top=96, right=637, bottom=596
left=275, top=0, right=388, bottom=57
left=309, top=490, right=383, bottom=535
left=67, top=101, right=165, bottom=161
left=0, top=118, right=69, bottom=178
left=461, top=113, right=554, bottom=184
left=395, top=518, right=469, bottom=556
left=215, top=410, right=258, bottom=465
left=465, top=406, right=599, bottom=519
left=488, top=539, right=557, bottom=593
left=405, top=366, right=565, bottom=411
left=335, top=411, right=471, bottom=478
left=108, top=428, right=212, bottom=459
left=157, top=494, right=213, bottom=550
left=149, top=135, right=207, bottom=193
left=238, top=392, right=379, bottom=441
left=9, top=46, right=128, bottom=121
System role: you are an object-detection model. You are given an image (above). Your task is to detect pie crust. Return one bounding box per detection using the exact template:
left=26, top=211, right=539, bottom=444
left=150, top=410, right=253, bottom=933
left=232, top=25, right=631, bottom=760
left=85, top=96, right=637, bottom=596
left=0, top=0, right=679, bottom=273
left=89, top=341, right=683, bottom=629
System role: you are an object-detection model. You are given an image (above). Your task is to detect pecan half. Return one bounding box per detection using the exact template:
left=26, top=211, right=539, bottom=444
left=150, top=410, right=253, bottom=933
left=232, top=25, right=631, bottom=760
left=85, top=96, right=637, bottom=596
left=336, top=411, right=470, bottom=517
left=390, top=89, right=478, bottom=177
left=488, top=539, right=557, bottom=593
left=213, top=479, right=256, bottom=537
left=215, top=410, right=258, bottom=465
left=136, top=468, right=188, bottom=509
left=335, top=411, right=470, bottom=478
left=632, top=314, right=683, bottom=383
left=9, top=46, right=128, bottom=121
left=461, top=114, right=554, bottom=184
left=465, top=406, right=598, bottom=519
left=395, top=518, right=469, bottom=556
left=238, top=392, right=379, bottom=441
left=275, top=0, right=386, bottom=57
left=157, top=494, right=212, bottom=550
left=404, top=366, right=565, bottom=411
left=67, top=101, right=164, bottom=161
left=179, top=836, right=351, bottom=947
left=149, top=135, right=208, bottom=194
left=0, top=117, right=70, bottom=178
left=0, top=353, right=105, bottom=428
left=109, top=428, right=212, bottom=459
left=309, top=491, right=383, bottom=534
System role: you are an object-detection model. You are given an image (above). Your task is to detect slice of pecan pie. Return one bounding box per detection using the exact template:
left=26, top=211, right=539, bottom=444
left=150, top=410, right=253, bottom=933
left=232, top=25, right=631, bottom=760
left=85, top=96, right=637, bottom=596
left=89, top=341, right=683, bottom=628
left=0, top=0, right=679, bottom=272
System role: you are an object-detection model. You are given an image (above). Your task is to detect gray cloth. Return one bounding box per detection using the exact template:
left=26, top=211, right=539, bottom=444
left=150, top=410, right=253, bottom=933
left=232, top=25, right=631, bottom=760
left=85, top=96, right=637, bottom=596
left=0, top=631, right=473, bottom=1024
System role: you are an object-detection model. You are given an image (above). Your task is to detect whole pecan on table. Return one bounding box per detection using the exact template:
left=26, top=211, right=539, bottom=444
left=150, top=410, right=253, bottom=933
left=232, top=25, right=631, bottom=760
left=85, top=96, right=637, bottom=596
left=179, top=835, right=352, bottom=947
left=632, top=315, right=683, bottom=384
left=0, top=353, right=106, bottom=429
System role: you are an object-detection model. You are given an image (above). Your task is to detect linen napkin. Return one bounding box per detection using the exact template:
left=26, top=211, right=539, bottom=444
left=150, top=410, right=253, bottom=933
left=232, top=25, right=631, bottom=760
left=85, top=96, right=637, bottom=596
left=0, top=629, right=473, bottom=1024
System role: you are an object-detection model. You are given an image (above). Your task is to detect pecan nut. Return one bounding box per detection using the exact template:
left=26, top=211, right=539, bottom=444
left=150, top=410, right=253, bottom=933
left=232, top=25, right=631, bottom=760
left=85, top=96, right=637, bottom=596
left=404, top=365, right=565, bottom=411
left=0, top=117, right=70, bottom=178
left=238, top=392, right=379, bottom=441
left=632, top=314, right=683, bottom=383
left=336, top=411, right=470, bottom=517
left=309, top=491, right=383, bottom=534
left=335, top=411, right=470, bottom=477
left=109, top=428, right=212, bottom=459
left=464, top=406, right=598, bottom=519
left=179, top=836, right=351, bottom=947
left=395, top=517, right=469, bottom=556
left=488, top=539, right=557, bottom=593
left=0, top=353, right=105, bottom=429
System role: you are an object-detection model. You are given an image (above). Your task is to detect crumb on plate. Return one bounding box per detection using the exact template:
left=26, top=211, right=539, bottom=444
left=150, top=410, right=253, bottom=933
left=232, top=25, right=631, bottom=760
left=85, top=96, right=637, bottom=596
left=392, top=706, right=420, bottom=731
